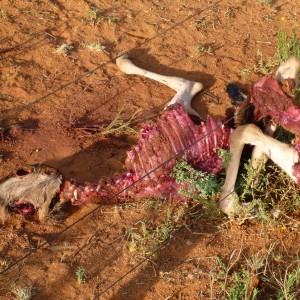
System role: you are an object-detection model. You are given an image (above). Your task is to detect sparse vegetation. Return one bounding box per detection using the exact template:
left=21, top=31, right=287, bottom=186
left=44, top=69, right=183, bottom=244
left=0, top=259, right=9, bottom=272
left=224, top=5, right=240, bottom=18
left=277, top=25, right=300, bottom=63
left=85, top=8, right=116, bottom=25
left=210, top=250, right=300, bottom=299
left=195, top=44, right=213, bottom=54
left=254, top=50, right=278, bottom=75
left=173, top=156, right=221, bottom=216
left=240, top=49, right=279, bottom=79
left=127, top=210, right=174, bottom=256
left=86, top=43, right=108, bottom=53
left=0, top=8, right=10, bottom=20
left=75, top=106, right=141, bottom=137
left=101, top=106, right=141, bottom=136
left=270, top=262, right=300, bottom=300
left=241, top=26, right=300, bottom=79
left=240, top=67, right=253, bottom=80
left=13, top=286, right=35, bottom=300
left=195, top=17, right=207, bottom=31
left=54, top=43, right=74, bottom=56
left=258, top=0, right=274, bottom=5
left=76, top=267, right=86, bottom=284
left=234, top=158, right=300, bottom=222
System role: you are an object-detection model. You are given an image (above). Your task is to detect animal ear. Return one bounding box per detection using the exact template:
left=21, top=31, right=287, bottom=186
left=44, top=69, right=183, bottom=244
left=275, top=56, right=300, bottom=86
left=15, top=165, right=34, bottom=177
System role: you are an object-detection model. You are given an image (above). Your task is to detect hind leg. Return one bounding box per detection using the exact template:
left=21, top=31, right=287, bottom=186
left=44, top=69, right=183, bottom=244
left=116, top=53, right=203, bottom=119
left=220, top=124, right=299, bottom=216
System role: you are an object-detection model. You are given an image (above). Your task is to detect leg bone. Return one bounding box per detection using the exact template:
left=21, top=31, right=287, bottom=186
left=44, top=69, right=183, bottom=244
left=220, top=124, right=299, bottom=216
left=116, top=53, right=203, bottom=118
left=275, top=55, right=300, bottom=88
left=251, top=122, right=277, bottom=169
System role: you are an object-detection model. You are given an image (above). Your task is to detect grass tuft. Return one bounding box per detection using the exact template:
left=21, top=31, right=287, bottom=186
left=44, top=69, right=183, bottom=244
left=195, top=44, right=213, bottom=55
left=13, top=286, right=35, bottom=300
left=277, top=25, right=300, bottom=63
left=85, top=8, right=117, bottom=25
left=101, top=106, right=141, bottom=136
left=86, top=43, right=108, bottom=53
left=258, top=0, right=274, bottom=5
left=126, top=210, right=174, bottom=256
left=76, top=267, right=86, bottom=284
left=54, top=43, right=74, bottom=56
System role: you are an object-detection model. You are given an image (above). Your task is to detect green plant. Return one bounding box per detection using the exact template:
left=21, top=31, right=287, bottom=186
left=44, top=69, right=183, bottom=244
left=172, top=156, right=221, bottom=216
left=277, top=25, right=300, bottom=63
left=195, top=44, right=213, bottom=54
left=127, top=210, right=175, bottom=256
left=76, top=267, right=86, bottom=284
left=173, top=157, right=220, bottom=199
left=235, top=155, right=300, bottom=222
left=240, top=67, right=253, bottom=80
left=224, top=5, right=240, bottom=18
left=269, top=262, right=300, bottom=300
left=236, top=159, right=273, bottom=222
left=86, top=9, right=116, bottom=25
left=210, top=255, right=260, bottom=300
left=75, top=106, right=141, bottom=137
left=240, top=26, right=300, bottom=80
left=195, top=17, right=207, bottom=31
left=277, top=26, right=300, bottom=102
left=224, top=270, right=259, bottom=300
left=217, top=148, right=231, bottom=172
left=258, top=0, right=274, bottom=5
left=239, top=51, right=278, bottom=79
left=254, top=50, right=278, bottom=75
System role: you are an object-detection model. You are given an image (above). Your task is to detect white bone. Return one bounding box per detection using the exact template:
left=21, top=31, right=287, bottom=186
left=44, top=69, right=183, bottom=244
left=222, top=56, right=300, bottom=216
left=116, top=53, right=203, bottom=118
left=251, top=56, right=300, bottom=168
left=251, top=122, right=277, bottom=169
left=275, top=55, right=300, bottom=88
left=220, top=124, right=299, bottom=216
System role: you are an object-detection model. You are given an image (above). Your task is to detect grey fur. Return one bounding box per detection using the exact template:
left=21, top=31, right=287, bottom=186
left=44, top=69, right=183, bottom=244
left=0, top=169, right=62, bottom=223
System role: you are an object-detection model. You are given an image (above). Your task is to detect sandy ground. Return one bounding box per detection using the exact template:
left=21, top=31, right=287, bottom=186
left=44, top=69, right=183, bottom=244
left=0, top=0, right=300, bottom=299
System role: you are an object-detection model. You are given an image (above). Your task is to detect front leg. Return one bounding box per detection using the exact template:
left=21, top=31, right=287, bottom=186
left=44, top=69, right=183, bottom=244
left=220, top=124, right=299, bottom=216
left=251, top=122, right=277, bottom=168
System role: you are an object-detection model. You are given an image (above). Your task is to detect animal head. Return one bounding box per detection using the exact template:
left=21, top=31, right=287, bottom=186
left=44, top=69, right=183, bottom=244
left=0, top=164, right=63, bottom=223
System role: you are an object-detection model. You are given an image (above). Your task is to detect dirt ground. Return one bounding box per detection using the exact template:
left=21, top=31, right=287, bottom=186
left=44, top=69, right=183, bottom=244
left=0, top=0, right=300, bottom=299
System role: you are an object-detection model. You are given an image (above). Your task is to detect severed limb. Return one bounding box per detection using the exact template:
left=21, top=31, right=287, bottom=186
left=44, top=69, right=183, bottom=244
left=220, top=124, right=299, bottom=216
left=116, top=53, right=203, bottom=119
